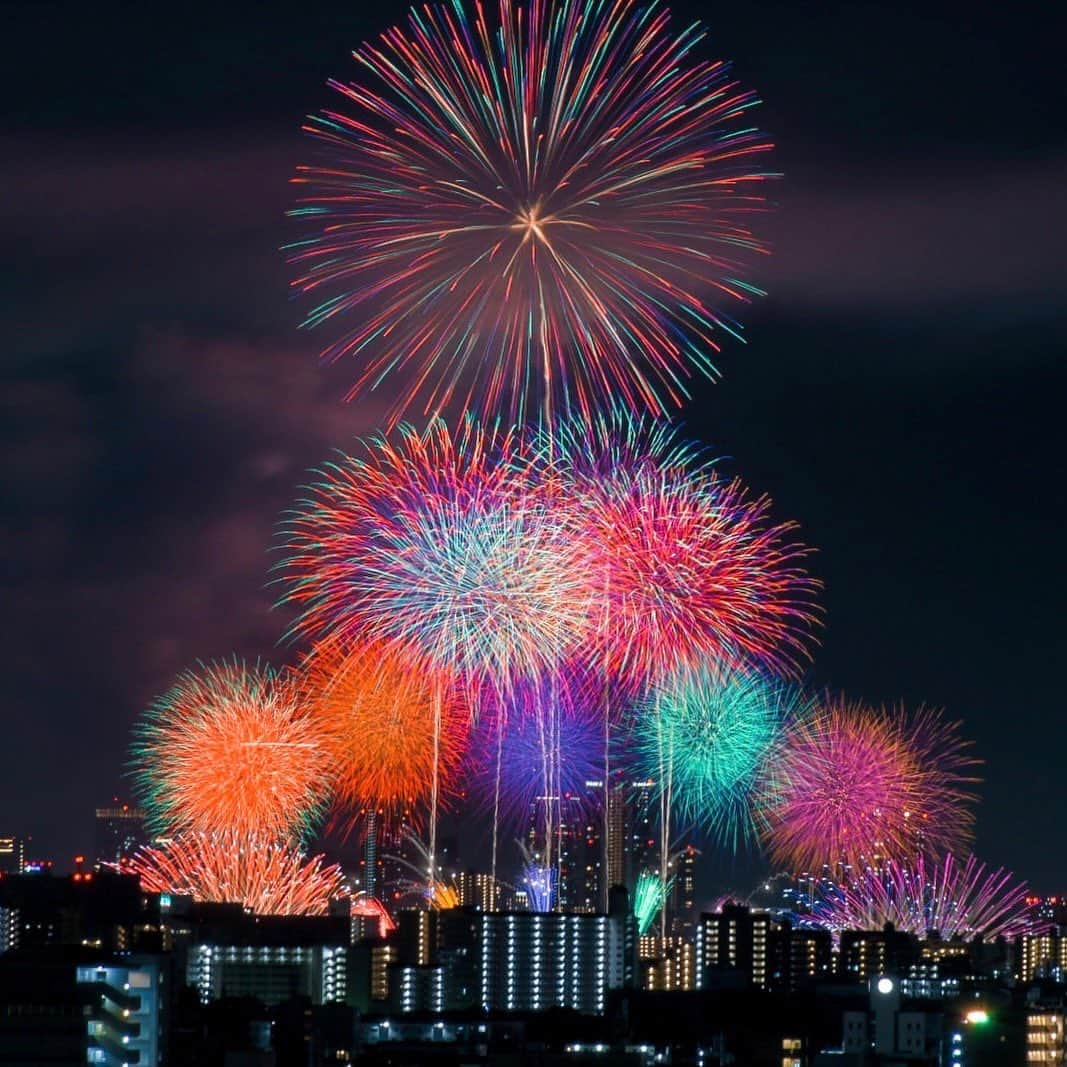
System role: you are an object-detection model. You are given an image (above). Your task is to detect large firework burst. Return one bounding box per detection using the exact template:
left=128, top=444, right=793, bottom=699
left=279, top=419, right=589, bottom=686
left=814, top=854, right=1035, bottom=942
left=540, top=413, right=820, bottom=688
left=761, top=698, right=981, bottom=874
left=130, top=659, right=331, bottom=842
left=637, top=664, right=808, bottom=850
left=127, top=832, right=345, bottom=916
left=289, top=0, right=774, bottom=424
left=300, top=638, right=470, bottom=833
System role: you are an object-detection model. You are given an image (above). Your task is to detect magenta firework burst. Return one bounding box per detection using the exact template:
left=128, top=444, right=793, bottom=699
left=761, top=698, right=982, bottom=874
left=814, top=854, right=1035, bottom=941
left=289, top=0, right=775, bottom=424
left=544, top=413, right=820, bottom=687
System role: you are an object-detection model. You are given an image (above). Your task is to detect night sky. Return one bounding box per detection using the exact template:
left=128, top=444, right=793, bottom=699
left=4, top=0, right=1064, bottom=892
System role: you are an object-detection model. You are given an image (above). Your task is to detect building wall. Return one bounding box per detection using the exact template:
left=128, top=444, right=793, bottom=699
left=478, top=911, right=624, bottom=1014
left=76, top=957, right=164, bottom=1067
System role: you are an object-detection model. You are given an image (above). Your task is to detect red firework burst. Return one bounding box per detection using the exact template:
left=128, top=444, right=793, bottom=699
left=127, top=832, right=345, bottom=916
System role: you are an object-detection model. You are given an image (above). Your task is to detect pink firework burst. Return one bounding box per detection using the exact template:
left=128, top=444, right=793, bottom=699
left=761, top=697, right=982, bottom=874
left=540, top=414, right=820, bottom=688
left=815, top=854, right=1036, bottom=942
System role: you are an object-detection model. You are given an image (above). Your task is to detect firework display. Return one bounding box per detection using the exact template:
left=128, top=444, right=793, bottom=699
left=522, top=863, right=558, bottom=913
left=351, top=895, right=398, bottom=939
left=116, top=0, right=1003, bottom=943
left=814, top=854, right=1035, bottom=942
left=301, top=637, right=469, bottom=832
left=761, top=698, right=981, bottom=874
left=638, top=664, right=807, bottom=850
left=131, top=659, right=331, bottom=843
left=289, top=0, right=773, bottom=424
left=126, top=832, right=344, bottom=916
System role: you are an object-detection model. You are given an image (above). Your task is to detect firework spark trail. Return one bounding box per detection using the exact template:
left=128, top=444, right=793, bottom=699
left=383, top=829, right=462, bottom=909
left=522, top=863, right=557, bottom=913
left=130, top=659, right=331, bottom=843
left=634, top=870, right=671, bottom=936
left=638, top=664, right=809, bottom=853
left=814, top=854, right=1035, bottom=941
left=279, top=419, right=588, bottom=685
left=761, top=698, right=981, bottom=874
left=469, top=666, right=603, bottom=887
left=126, top=832, right=345, bottom=916
left=289, top=0, right=775, bottom=425
left=299, top=637, right=469, bottom=835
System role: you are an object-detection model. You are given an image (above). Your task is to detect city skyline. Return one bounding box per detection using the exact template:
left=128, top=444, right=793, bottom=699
left=3, top=0, right=1065, bottom=900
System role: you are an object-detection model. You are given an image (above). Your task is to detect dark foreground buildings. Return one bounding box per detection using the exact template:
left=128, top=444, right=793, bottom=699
left=3, top=866, right=1067, bottom=1066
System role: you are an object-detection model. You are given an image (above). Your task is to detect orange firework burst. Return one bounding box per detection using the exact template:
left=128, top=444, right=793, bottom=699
left=300, top=638, right=470, bottom=834
left=761, top=697, right=981, bottom=873
left=126, top=832, right=345, bottom=916
left=131, top=659, right=332, bottom=842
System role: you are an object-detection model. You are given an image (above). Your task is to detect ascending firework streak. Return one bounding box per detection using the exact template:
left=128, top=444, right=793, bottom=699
left=469, top=664, right=604, bottom=903
left=290, top=0, right=775, bottom=426
left=126, top=832, right=345, bottom=916
left=761, top=698, right=981, bottom=875
left=546, top=415, right=820, bottom=930
left=279, top=419, right=590, bottom=894
left=814, top=854, right=1035, bottom=942
left=130, top=659, right=331, bottom=843
left=518, top=842, right=557, bottom=913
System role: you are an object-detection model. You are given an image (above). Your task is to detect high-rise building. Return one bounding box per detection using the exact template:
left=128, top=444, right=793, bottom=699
left=606, top=776, right=627, bottom=892
left=389, top=901, right=631, bottom=1016
left=94, top=802, right=148, bottom=869
left=626, top=779, right=657, bottom=887
left=840, top=924, right=918, bottom=982
left=697, top=902, right=771, bottom=989
left=638, top=934, right=696, bottom=990
left=1028, top=1009, right=1067, bottom=1064
left=455, top=871, right=497, bottom=911
left=1020, top=932, right=1067, bottom=983
left=477, top=910, right=625, bottom=1014
left=0, top=837, right=24, bottom=876
left=76, top=955, right=167, bottom=1067
left=558, top=784, right=606, bottom=912
left=768, top=921, right=833, bottom=991
left=668, top=843, right=698, bottom=933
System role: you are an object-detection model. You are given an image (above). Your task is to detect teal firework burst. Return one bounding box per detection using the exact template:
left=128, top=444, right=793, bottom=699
left=638, top=663, right=809, bottom=851
left=634, top=870, right=671, bottom=936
